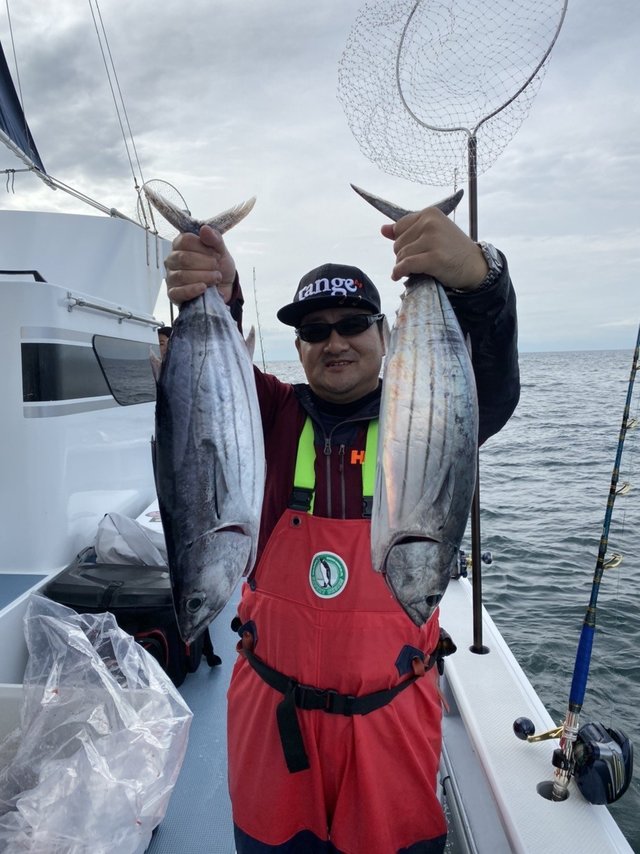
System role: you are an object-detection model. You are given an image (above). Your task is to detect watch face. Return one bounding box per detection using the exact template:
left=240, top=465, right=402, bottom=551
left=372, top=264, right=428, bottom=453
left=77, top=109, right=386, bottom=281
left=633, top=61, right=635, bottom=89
left=480, top=242, right=502, bottom=274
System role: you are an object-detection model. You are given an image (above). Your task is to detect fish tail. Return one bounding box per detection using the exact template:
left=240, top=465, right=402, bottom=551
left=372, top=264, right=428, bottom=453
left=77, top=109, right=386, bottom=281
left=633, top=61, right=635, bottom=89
left=350, top=184, right=463, bottom=221
left=143, top=185, right=200, bottom=234
left=144, top=185, right=256, bottom=235
left=203, top=197, right=256, bottom=234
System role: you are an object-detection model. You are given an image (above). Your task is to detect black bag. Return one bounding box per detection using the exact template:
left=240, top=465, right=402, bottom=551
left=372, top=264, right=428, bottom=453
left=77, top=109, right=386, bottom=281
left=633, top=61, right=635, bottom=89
left=43, top=547, right=221, bottom=687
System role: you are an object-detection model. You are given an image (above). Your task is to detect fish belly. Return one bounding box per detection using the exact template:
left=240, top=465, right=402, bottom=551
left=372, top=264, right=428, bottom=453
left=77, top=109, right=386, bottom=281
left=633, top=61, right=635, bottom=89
left=155, top=287, right=265, bottom=643
left=371, top=280, right=478, bottom=626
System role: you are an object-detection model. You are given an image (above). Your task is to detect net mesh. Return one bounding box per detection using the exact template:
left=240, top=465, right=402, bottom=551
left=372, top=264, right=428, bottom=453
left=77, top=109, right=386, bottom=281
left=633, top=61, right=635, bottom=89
left=337, top=0, right=568, bottom=186
left=136, top=179, right=191, bottom=240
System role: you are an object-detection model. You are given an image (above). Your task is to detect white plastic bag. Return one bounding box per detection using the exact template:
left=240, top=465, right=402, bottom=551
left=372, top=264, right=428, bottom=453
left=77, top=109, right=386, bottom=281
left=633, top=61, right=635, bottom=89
left=94, top=512, right=167, bottom=566
left=0, top=594, right=192, bottom=853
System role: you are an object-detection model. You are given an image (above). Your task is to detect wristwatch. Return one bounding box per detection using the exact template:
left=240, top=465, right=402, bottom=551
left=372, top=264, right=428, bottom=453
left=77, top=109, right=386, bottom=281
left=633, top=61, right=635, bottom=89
left=476, top=241, right=503, bottom=289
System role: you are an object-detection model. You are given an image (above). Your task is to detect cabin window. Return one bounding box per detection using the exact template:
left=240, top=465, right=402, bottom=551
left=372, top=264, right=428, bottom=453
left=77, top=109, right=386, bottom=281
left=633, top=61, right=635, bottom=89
left=93, top=336, right=157, bottom=405
left=22, top=342, right=111, bottom=402
left=21, top=337, right=157, bottom=405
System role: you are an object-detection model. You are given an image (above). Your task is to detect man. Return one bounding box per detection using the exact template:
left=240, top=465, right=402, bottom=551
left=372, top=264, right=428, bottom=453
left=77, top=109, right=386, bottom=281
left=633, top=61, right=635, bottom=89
left=164, top=201, right=519, bottom=853
left=157, top=325, right=172, bottom=360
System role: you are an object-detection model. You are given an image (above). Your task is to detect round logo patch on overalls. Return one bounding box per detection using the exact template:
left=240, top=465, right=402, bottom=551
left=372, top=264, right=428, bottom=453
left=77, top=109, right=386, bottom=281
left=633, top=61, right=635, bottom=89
left=309, top=551, right=348, bottom=598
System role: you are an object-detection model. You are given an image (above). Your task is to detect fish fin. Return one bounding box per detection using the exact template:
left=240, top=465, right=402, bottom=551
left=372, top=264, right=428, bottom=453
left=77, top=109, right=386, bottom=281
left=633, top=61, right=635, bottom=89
left=143, top=185, right=200, bottom=234
left=245, top=326, right=256, bottom=360
left=350, top=184, right=464, bottom=221
left=382, top=316, right=392, bottom=352
left=464, top=332, right=473, bottom=358
left=149, top=348, right=162, bottom=382
left=203, top=197, right=257, bottom=235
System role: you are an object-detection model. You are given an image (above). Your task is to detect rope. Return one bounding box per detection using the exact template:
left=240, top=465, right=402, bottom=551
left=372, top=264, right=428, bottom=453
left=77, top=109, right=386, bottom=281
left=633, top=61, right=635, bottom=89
left=86, top=0, right=145, bottom=190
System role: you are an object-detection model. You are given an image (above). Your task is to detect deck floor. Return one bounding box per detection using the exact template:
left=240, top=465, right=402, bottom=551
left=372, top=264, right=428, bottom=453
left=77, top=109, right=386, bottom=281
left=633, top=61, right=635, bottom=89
left=0, top=575, right=46, bottom=611
left=147, top=594, right=239, bottom=854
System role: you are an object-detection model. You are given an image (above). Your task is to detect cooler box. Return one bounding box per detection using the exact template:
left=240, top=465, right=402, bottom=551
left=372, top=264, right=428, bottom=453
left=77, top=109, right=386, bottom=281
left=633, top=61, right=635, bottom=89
left=43, top=548, right=220, bottom=686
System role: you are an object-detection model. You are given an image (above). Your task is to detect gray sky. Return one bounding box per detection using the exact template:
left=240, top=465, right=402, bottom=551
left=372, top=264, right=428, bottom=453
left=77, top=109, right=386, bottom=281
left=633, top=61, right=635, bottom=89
left=1, top=0, right=638, bottom=360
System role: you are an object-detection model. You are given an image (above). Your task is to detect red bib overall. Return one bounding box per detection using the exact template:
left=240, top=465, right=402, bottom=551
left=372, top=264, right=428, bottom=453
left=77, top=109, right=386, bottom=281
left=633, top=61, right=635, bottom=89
left=227, top=424, right=448, bottom=853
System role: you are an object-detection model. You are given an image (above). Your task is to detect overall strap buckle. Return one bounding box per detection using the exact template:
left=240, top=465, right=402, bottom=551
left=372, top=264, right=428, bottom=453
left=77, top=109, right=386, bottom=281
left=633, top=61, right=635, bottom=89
left=242, top=648, right=418, bottom=774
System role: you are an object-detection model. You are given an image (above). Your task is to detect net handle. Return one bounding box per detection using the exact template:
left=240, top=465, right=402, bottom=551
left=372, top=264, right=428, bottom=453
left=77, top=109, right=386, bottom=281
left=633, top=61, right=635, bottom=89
left=395, top=0, right=569, bottom=136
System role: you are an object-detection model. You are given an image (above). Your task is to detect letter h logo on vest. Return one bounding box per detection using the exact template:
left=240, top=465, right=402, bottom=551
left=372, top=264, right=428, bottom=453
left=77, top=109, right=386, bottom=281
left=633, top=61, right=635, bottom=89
left=350, top=449, right=365, bottom=465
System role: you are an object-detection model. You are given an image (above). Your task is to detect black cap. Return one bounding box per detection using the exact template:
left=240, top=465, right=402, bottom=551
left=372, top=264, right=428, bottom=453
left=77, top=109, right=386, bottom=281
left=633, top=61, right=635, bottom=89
left=277, top=263, right=381, bottom=327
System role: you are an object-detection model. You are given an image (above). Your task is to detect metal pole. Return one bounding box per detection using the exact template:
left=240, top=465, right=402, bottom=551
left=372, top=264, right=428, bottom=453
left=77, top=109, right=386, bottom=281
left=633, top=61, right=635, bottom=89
left=467, top=133, right=488, bottom=654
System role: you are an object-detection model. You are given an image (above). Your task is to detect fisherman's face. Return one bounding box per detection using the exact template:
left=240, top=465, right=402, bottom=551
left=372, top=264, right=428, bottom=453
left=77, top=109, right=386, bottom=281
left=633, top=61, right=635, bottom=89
left=158, top=334, right=170, bottom=359
left=295, top=307, right=385, bottom=404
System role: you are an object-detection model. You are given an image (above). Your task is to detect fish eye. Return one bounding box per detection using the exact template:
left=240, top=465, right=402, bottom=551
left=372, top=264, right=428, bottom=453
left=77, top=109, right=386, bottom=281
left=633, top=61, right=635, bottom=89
left=186, top=596, right=204, bottom=613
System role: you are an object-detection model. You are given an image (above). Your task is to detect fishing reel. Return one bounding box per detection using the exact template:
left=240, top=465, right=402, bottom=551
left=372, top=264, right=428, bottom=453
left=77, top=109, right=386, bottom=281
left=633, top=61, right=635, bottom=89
left=513, top=717, right=633, bottom=804
left=454, top=549, right=492, bottom=578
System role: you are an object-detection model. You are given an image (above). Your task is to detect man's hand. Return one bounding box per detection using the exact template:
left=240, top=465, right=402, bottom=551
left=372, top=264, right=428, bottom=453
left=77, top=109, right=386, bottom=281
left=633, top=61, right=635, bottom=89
left=381, top=207, right=488, bottom=291
left=164, top=225, right=237, bottom=305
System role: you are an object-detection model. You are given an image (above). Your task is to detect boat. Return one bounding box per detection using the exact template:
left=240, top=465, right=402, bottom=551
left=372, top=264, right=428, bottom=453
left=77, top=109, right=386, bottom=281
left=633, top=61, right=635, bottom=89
left=0, top=25, right=634, bottom=854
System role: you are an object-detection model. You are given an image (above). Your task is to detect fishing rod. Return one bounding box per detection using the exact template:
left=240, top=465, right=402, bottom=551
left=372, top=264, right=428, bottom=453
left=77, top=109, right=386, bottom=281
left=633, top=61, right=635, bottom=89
left=252, top=267, right=267, bottom=372
left=514, top=324, right=639, bottom=805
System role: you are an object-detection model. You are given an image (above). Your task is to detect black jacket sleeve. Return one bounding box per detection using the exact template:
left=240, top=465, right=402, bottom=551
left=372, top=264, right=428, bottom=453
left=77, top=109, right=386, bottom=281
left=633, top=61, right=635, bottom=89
left=445, top=251, right=520, bottom=445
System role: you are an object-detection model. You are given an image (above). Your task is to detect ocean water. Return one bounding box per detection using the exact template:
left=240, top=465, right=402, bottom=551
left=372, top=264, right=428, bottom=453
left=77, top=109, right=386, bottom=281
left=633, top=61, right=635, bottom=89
left=265, top=350, right=640, bottom=851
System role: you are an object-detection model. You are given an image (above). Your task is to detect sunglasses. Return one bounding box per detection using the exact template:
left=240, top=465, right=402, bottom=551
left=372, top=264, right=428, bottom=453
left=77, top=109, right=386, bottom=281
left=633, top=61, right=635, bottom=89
left=296, top=313, right=384, bottom=344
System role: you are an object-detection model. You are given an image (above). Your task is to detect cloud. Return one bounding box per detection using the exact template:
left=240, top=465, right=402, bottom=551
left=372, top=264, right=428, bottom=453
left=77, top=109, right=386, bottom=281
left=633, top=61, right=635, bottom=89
left=1, top=0, right=638, bottom=359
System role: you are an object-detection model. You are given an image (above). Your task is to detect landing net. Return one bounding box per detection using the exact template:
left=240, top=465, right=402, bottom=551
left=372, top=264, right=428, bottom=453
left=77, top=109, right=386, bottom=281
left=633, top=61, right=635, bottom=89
left=338, top=0, right=568, bottom=187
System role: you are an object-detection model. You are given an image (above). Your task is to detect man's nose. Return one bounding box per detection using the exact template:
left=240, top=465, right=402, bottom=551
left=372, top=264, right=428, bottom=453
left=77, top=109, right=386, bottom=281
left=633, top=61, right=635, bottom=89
left=323, top=329, right=349, bottom=350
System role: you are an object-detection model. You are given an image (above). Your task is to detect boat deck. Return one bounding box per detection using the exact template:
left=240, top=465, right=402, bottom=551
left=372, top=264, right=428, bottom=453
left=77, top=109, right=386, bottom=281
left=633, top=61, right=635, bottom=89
left=146, top=595, right=238, bottom=854
left=0, top=575, right=46, bottom=611
left=0, top=570, right=634, bottom=853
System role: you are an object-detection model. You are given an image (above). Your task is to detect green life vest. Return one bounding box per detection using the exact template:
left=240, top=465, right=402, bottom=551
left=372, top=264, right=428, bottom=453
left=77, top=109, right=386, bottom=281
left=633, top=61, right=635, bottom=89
left=289, top=416, right=378, bottom=517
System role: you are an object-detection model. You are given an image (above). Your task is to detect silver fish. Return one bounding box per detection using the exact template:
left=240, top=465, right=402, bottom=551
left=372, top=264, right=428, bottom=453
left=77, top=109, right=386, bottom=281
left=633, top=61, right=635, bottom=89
left=147, top=186, right=265, bottom=644
left=352, top=184, right=478, bottom=627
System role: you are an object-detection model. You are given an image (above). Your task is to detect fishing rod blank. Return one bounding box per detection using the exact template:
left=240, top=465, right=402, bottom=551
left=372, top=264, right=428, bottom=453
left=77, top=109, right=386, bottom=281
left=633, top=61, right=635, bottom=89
left=551, top=326, right=639, bottom=801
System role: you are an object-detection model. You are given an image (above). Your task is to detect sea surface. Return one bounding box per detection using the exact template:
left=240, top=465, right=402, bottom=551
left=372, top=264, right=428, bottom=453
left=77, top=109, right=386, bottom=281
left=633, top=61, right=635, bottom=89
left=265, top=349, right=640, bottom=851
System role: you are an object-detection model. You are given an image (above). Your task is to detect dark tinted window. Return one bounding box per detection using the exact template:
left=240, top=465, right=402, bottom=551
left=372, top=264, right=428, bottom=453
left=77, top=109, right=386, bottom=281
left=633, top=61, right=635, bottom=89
left=93, top=335, right=157, bottom=405
left=22, top=342, right=111, bottom=402
left=21, top=337, right=157, bottom=406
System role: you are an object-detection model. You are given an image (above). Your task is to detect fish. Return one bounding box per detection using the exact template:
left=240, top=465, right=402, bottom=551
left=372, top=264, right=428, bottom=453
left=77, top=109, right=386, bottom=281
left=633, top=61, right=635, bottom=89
left=145, top=186, right=265, bottom=644
left=352, top=184, right=478, bottom=627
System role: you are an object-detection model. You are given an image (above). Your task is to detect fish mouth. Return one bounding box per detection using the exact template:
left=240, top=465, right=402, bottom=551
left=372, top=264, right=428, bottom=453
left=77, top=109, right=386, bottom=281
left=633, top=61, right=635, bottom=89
left=383, top=536, right=454, bottom=627
left=402, top=596, right=443, bottom=628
